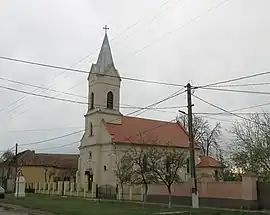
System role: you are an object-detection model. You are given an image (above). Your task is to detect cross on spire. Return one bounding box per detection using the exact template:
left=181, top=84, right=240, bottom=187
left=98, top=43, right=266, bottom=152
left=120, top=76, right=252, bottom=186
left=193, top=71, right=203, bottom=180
left=103, top=25, right=109, bottom=34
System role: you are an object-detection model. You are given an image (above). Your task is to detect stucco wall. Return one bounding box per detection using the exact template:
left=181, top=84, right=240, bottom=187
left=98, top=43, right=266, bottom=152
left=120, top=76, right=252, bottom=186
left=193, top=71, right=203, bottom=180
left=21, top=166, right=61, bottom=183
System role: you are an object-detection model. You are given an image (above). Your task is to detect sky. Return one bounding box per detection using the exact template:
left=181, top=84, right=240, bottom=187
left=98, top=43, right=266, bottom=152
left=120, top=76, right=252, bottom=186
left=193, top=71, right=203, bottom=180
left=0, top=0, right=270, bottom=155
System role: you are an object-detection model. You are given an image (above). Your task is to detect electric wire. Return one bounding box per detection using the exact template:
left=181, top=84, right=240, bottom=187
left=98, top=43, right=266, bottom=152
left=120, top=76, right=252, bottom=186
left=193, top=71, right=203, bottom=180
left=196, top=71, right=270, bottom=88
left=18, top=88, right=186, bottom=147
left=197, top=87, right=270, bottom=96
left=192, top=94, right=266, bottom=126
left=209, top=82, right=270, bottom=88
left=0, top=58, right=185, bottom=87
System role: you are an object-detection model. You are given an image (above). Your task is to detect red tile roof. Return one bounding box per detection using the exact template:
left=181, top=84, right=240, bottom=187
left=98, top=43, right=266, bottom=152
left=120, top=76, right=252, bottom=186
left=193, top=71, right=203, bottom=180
left=197, top=156, right=221, bottom=168
left=12, top=150, right=78, bottom=169
left=104, top=116, right=192, bottom=148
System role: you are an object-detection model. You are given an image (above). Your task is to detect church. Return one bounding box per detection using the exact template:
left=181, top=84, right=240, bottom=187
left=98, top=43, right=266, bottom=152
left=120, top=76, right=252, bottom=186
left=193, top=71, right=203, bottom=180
left=76, top=31, right=219, bottom=189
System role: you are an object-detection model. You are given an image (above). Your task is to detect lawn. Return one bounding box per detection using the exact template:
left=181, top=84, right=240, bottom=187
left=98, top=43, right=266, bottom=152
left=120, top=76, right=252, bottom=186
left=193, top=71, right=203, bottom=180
left=0, top=194, right=266, bottom=215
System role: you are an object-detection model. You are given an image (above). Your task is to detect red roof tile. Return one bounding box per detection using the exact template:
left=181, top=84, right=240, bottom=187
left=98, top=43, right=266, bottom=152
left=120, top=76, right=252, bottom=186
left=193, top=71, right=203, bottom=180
left=197, top=156, right=221, bottom=168
left=14, top=150, right=78, bottom=169
left=104, top=116, right=191, bottom=148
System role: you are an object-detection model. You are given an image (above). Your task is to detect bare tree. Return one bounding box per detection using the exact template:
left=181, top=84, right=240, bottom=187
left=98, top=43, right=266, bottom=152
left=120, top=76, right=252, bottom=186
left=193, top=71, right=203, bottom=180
left=177, top=114, right=222, bottom=156
left=124, top=147, right=156, bottom=206
left=148, top=143, right=187, bottom=208
left=114, top=155, right=133, bottom=200
left=230, top=113, right=270, bottom=181
left=1, top=150, right=15, bottom=187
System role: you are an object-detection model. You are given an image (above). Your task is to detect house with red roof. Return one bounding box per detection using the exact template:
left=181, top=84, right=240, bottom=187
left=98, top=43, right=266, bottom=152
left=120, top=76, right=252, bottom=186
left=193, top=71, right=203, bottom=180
left=197, top=155, right=222, bottom=179
left=76, top=32, right=220, bottom=188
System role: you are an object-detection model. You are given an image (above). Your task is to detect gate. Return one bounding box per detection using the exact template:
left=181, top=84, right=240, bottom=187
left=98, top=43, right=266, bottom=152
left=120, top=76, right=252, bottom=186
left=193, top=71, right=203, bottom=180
left=96, top=184, right=117, bottom=199
left=257, top=181, right=270, bottom=209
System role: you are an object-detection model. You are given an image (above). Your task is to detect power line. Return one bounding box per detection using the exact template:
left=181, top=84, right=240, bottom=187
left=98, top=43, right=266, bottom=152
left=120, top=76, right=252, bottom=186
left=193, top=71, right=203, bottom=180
left=209, top=82, right=270, bottom=88
left=7, top=105, right=187, bottom=133
left=0, top=83, right=186, bottom=111
left=25, top=118, right=178, bottom=152
left=121, top=0, right=229, bottom=59
left=7, top=126, right=84, bottom=133
left=1, top=1, right=180, bottom=119
left=0, top=56, right=185, bottom=87
left=25, top=141, right=80, bottom=152
left=194, top=112, right=269, bottom=115
left=196, top=71, right=270, bottom=88
left=132, top=88, right=186, bottom=117
left=19, top=130, right=84, bottom=147
left=0, top=0, right=229, bottom=119
left=200, top=87, right=270, bottom=96
left=17, top=88, right=186, bottom=146
left=0, top=77, right=86, bottom=99
left=0, top=85, right=88, bottom=105
left=0, top=0, right=230, bottom=93
left=192, top=94, right=265, bottom=126
left=74, top=0, right=177, bottom=65
left=196, top=101, right=270, bottom=117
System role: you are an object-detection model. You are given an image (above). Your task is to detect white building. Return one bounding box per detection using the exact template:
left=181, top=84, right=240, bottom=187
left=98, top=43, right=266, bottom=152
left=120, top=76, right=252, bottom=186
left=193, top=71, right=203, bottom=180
left=76, top=32, right=198, bottom=189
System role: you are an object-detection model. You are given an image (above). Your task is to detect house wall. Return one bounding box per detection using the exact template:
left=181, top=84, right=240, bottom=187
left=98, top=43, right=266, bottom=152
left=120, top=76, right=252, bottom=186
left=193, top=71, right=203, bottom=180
left=197, top=167, right=220, bottom=178
left=21, top=166, right=75, bottom=184
left=21, top=166, right=56, bottom=183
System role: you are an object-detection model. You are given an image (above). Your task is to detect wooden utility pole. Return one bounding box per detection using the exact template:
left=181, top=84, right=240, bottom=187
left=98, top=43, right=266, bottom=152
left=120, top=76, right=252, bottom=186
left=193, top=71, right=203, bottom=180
left=186, top=83, right=199, bottom=208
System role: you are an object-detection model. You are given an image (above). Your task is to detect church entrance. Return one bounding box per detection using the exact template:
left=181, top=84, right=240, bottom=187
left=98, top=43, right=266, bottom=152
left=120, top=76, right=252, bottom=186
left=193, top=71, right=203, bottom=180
left=85, top=169, right=93, bottom=191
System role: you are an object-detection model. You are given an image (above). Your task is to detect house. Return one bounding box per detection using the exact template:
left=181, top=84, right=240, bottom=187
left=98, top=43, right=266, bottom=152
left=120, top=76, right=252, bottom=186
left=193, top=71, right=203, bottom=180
left=0, top=150, right=78, bottom=186
left=196, top=155, right=222, bottom=179
left=77, top=31, right=205, bottom=188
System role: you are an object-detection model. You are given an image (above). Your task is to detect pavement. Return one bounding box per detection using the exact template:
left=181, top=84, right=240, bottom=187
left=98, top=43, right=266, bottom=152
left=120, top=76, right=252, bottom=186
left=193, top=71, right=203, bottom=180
left=0, top=207, right=28, bottom=215
left=0, top=204, right=53, bottom=215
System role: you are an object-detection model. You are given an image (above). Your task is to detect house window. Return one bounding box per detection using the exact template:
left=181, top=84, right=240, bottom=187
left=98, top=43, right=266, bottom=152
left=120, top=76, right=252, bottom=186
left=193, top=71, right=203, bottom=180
left=89, top=123, right=93, bottom=136
left=91, top=92, right=94, bottom=109
left=104, top=165, right=107, bottom=171
left=107, top=91, right=113, bottom=109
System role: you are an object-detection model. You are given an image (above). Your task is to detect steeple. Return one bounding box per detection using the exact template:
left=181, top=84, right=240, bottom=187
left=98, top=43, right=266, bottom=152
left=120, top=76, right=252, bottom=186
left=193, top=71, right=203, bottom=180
left=87, top=27, right=121, bottom=115
left=95, top=33, right=115, bottom=74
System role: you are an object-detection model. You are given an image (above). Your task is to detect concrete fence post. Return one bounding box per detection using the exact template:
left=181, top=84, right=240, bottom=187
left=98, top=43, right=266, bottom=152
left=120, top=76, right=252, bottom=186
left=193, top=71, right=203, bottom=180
left=129, top=186, right=133, bottom=201
left=63, top=181, right=69, bottom=196
left=70, top=182, right=74, bottom=194
left=91, top=182, right=95, bottom=198
left=141, top=185, right=144, bottom=201
left=83, top=182, right=88, bottom=198
left=58, top=181, right=63, bottom=195
left=48, top=183, right=51, bottom=194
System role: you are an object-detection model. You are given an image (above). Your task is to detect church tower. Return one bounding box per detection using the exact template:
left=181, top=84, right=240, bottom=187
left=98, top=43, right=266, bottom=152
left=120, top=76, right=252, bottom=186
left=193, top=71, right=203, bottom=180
left=85, top=31, right=122, bottom=137
left=77, top=29, right=122, bottom=186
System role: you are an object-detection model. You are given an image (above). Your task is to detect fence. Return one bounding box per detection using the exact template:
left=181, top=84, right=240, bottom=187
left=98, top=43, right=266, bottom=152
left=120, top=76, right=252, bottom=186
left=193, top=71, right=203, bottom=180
left=29, top=181, right=144, bottom=201
left=26, top=173, right=270, bottom=210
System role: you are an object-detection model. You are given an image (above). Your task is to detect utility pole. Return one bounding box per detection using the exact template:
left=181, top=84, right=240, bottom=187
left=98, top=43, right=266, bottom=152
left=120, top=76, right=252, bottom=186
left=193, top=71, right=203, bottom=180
left=14, top=143, right=18, bottom=197
left=186, top=83, right=199, bottom=208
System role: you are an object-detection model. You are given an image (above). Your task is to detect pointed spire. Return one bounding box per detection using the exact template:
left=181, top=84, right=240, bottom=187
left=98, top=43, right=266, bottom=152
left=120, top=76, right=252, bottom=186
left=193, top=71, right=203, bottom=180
left=95, top=32, right=115, bottom=74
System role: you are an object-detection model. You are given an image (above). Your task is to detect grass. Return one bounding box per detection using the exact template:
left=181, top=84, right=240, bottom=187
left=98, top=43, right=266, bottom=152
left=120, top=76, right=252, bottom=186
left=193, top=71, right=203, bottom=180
left=0, top=194, right=266, bottom=215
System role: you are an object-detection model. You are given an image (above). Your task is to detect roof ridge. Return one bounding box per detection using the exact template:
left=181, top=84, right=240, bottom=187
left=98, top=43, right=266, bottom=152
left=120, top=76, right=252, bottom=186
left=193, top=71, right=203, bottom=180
left=36, top=153, right=78, bottom=156
left=106, top=115, right=177, bottom=125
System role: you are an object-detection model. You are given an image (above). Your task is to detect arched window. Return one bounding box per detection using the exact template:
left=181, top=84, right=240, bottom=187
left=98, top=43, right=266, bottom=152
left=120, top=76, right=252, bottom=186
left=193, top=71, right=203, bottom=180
left=90, top=92, right=94, bottom=109
left=89, top=123, right=93, bottom=136
left=107, top=91, right=113, bottom=109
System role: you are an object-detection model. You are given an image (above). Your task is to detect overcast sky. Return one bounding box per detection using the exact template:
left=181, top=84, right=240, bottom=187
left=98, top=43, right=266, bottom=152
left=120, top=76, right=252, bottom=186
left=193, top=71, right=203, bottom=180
left=0, top=0, right=269, bottom=155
